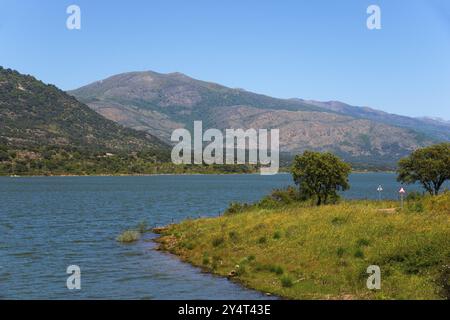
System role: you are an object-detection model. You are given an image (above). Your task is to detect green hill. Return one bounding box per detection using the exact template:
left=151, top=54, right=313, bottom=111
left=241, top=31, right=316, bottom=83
left=0, top=67, right=170, bottom=175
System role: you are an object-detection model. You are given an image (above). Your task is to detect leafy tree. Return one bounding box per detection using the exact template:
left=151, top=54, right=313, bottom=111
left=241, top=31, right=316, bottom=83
left=397, top=143, right=450, bottom=195
left=292, top=151, right=351, bottom=205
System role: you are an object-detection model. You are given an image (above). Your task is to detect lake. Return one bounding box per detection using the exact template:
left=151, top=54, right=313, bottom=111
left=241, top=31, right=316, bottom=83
left=0, top=173, right=439, bottom=299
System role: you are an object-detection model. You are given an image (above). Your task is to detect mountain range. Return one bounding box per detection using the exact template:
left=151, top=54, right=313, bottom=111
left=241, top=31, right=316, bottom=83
left=69, top=71, right=450, bottom=168
left=1, top=65, right=448, bottom=173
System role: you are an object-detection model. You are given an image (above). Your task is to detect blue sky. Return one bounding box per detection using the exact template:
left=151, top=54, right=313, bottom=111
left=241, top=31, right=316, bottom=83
left=1, top=0, right=449, bottom=119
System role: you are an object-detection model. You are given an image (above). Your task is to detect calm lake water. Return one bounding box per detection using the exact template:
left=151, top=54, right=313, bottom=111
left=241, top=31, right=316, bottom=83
left=0, top=173, right=439, bottom=299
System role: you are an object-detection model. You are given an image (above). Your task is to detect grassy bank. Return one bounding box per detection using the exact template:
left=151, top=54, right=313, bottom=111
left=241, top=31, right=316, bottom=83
left=155, top=192, right=450, bottom=300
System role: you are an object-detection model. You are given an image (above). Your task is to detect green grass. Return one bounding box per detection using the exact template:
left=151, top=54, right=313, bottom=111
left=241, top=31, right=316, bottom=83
left=156, top=192, right=450, bottom=300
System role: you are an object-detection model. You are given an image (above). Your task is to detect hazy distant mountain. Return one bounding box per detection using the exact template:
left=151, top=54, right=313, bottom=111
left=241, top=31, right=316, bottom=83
left=0, top=67, right=168, bottom=155
left=293, top=99, right=450, bottom=141
left=69, top=71, right=448, bottom=168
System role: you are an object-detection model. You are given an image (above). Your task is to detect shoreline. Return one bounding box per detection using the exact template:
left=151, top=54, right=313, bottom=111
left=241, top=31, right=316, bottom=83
left=0, top=170, right=393, bottom=178
left=152, top=227, right=281, bottom=300
left=1, top=172, right=274, bottom=178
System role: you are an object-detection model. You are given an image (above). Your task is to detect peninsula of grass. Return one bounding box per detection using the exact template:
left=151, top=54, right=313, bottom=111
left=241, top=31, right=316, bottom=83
left=155, top=192, right=450, bottom=300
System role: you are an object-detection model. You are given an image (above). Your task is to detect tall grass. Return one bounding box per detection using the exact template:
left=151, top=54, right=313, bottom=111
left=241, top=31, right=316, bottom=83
left=116, top=230, right=141, bottom=243
left=116, top=220, right=149, bottom=243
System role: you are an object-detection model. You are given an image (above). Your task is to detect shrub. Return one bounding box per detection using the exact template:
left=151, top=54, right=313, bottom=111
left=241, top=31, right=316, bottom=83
left=116, top=230, right=141, bottom=243
left=258, top=236, right=267, bottom=244
left=281, top=275, right=294, bottom=288
left=270, top=265, right=284, bottom=275
left=182, top=242, right=194, bottom=250
left=257, top=187, right=303, bottom=209
left=354, top=249, right=365, bottom=259
left=224, top=202, right=252, bottom=215
left=270, top=187, right=300, bottom=204
left=273, top=231, right=282, bottom=239
left=257, top=196, right=279, bottom=209
left=405, top=192, right=425, bottom=213
left=212, top=237, right=225, bottom=247
left=211, top=256, right=221, bottom=270
left=254, top=263, right=284, bottom=275
left=224, top=187, right=307, bottom=215
left=408, top=201, right=424, bottom=213
left=116, top=220, right=150, bottom=244
left=331, top=216, right=347, bottom=226
left=407, top=191, right=424, bottom=201
left=423, top=191, right=450, bottom=212
left=229, top=231, right=239, bottom=242
left=356, top=238, right=370, bottom=247
left=336, top=247, right=346, bottom=257
left=379, top=244, right=444, bottom=275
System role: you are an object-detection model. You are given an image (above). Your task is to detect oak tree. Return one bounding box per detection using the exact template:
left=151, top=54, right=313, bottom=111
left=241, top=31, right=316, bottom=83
left=397, top=143, right=450, bottom=195
left=292, top=151, right=351, bottom=205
